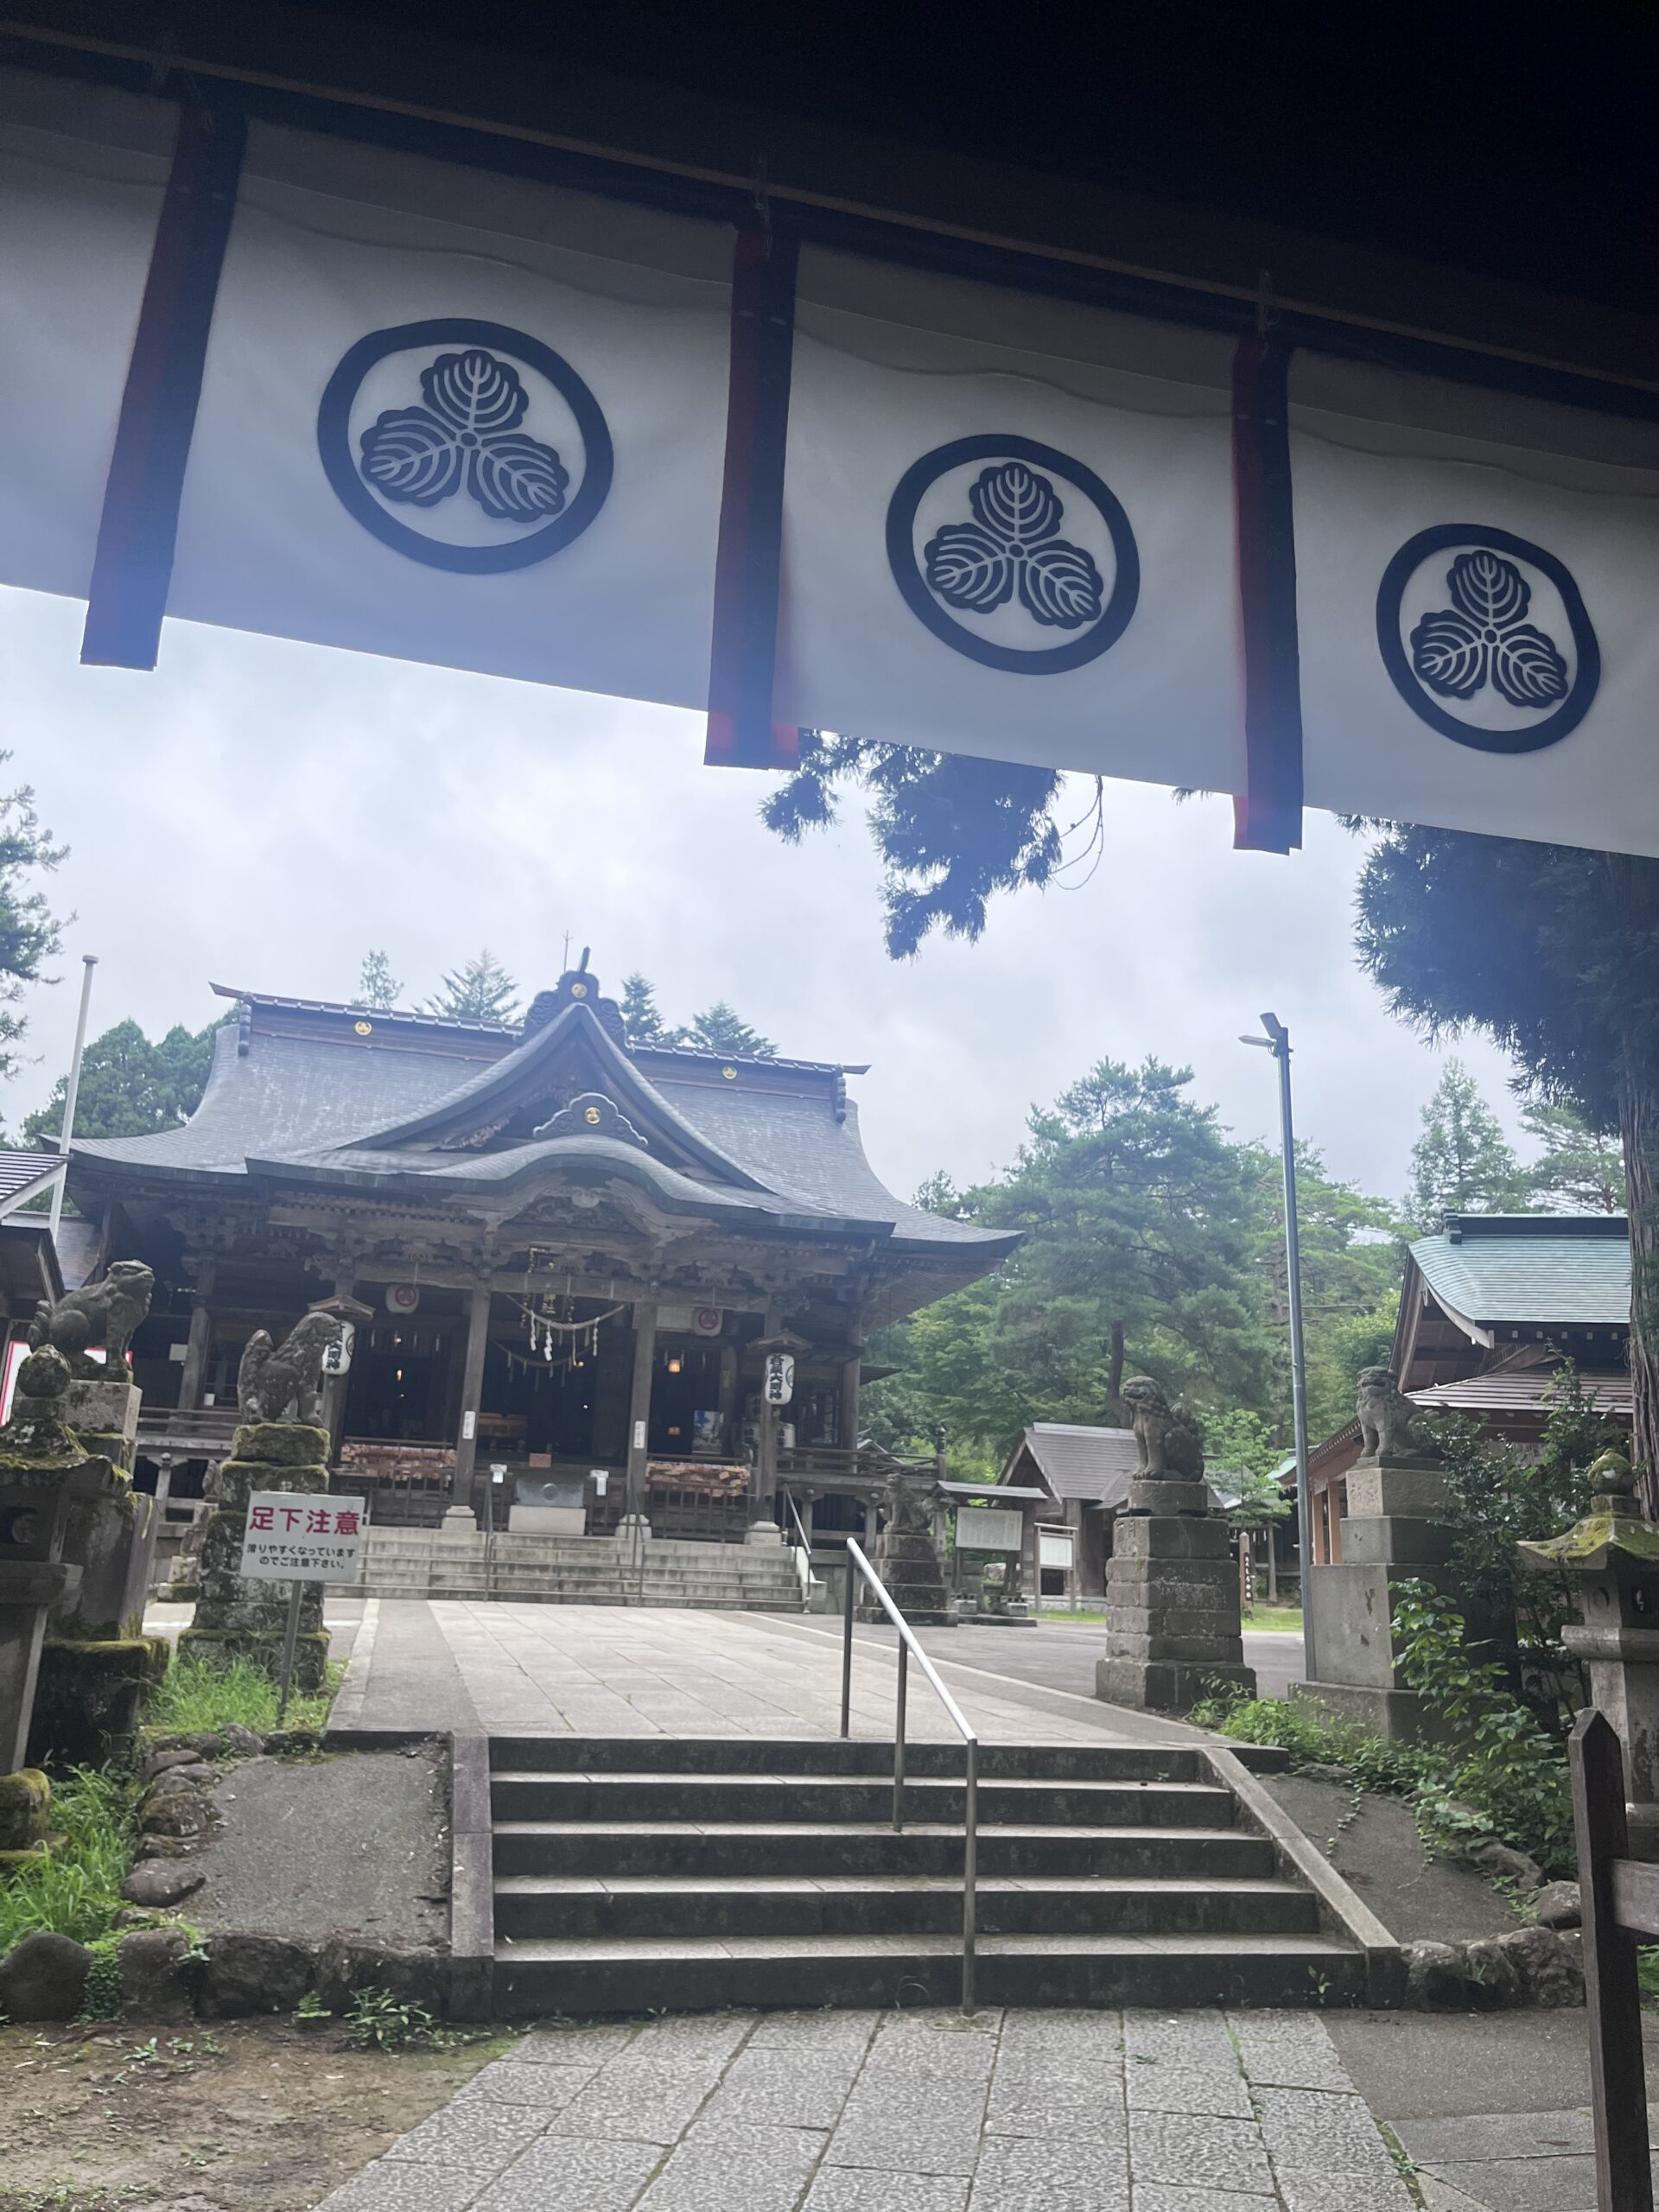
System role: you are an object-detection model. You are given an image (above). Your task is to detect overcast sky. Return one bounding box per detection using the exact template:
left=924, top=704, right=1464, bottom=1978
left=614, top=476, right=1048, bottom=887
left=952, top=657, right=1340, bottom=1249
left=1, top=582, right=1533, bottom=1211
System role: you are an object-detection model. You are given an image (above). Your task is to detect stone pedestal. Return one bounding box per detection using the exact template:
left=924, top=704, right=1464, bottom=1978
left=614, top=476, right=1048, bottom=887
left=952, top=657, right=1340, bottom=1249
left=1096, top=1480, right=1255, bottom=1713
left=0, top=1348, right=161, bottom=1785
left=1294, top=1453, right=1460, bottom=1743
left=1520, top=1457, right=1659, bottom=1861
left=179, top=1421, right=332, bottom=1692
left=858, top=1527, right=954, bottom=1627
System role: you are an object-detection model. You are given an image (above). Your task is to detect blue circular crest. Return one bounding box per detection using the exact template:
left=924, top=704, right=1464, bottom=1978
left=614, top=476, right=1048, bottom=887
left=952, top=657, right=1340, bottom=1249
left=1376, top=524, right=1599, bottom=753
left=886, top=435, right=1139, bottom=673
left=317, top=318, right=613, bottom=573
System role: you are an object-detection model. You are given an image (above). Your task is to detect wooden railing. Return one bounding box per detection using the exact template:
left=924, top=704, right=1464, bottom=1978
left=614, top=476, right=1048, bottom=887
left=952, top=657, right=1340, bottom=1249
left=137, top=1407, right=240, bottom=1454
left=777, top=1445, right=859, bottom=1481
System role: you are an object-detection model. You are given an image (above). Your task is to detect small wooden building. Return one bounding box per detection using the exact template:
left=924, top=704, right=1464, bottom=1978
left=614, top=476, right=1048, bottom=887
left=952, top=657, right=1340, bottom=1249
left=60, top=963, right=1016, bottom=1544
left=998, top=1423, right=1141, bottom=1599
left=1306, top=1211, right=1632, bottom=1563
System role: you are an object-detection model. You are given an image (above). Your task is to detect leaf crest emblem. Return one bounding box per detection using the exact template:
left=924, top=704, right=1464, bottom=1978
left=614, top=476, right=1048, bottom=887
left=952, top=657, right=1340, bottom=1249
left=1409, top=549, right=1569, bottom=712
left=358, top=346, right=568, bottom=524
left=925, top=461, right=1103, bottom=632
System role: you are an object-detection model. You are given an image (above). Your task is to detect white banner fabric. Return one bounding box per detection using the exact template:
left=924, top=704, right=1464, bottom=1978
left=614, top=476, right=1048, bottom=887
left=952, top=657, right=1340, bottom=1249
left=773, top=249, right=1246, bottom=795
left=1293, top=358, right=1659, bottom=855
left=165, top=124, right=734, bottom=710
left=0, top=71, right=171, bottom=601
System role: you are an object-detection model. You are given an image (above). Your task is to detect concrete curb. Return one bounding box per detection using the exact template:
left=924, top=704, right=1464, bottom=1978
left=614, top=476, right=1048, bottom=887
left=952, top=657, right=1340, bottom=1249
left=447, top=1731, right=494, bottom=2021
left=1205, top=1740, right=1405, bottom=2005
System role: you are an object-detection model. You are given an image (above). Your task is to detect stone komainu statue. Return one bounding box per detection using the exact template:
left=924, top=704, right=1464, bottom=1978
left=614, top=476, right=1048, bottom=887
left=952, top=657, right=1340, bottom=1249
left=1355, top=1365, right=1440, bottom=1459
left=29, top=1259, right=155, bottom=1373
left=237, top=1311, right=345, bottom=1424
left=1121, top=1375, right=1206, bottom=1480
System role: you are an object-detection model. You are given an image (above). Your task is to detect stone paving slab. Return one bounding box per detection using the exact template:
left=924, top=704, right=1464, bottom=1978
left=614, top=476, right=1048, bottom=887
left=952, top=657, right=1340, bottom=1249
left=340, top=1600, right=1205, bottom=1745
left=308, top=2006, right=1416, bottom=2212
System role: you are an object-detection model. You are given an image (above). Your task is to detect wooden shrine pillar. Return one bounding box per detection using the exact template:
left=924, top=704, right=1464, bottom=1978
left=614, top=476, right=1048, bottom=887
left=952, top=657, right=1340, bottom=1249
left=838, top=1351, right=862, bottom=1453
left=449, top=1282, right=493, bottom=1516
left=177, top=1256, right=216, bottom=1409
left=626, top=1300, right=658, bottom=1518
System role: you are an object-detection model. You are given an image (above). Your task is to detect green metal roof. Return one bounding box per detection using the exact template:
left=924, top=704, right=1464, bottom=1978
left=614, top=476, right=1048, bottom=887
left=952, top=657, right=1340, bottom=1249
left=1412, top=1215, right=1630, bottom=1331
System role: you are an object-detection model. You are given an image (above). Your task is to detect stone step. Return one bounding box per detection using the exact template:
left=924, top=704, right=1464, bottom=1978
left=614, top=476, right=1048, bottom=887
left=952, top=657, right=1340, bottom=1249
left=358, top=1580, right=803, bottom=1611
left=491, top=1819, right=1281, bottom=1880
left=491, top=1932, right=1367, bottom=2016
left=492, top=1872, right=1322, bottom=1940
left=488, top=1771, right=1238, bottom=1827
left=486, top=1735, right=1216, bottom=1780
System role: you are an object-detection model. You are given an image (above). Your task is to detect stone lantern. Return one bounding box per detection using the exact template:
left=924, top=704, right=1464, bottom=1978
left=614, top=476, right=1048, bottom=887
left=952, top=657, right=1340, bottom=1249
left=1519, top=1451, right=1659, bottom=1863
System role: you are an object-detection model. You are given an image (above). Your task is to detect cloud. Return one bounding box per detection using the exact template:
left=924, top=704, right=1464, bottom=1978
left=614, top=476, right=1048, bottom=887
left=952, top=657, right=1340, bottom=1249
left=0, top=583, right=1529, bottom=1206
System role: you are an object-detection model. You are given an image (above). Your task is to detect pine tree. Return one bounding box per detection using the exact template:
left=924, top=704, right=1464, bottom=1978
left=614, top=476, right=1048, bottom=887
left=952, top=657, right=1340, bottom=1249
left=620, top=973, right=677, bottom=1047
left=1522, top=1099, right=1625, bottom=1214
left=683, top=1002, right=777, bottom=1058
left=355, top=950, right=402, bottom=1011
left=423, top=950, right=519, bottom=1025
left=1407, top=1059, right=1529, bottom=1227
left=0, top=761, right=67, bottom=1084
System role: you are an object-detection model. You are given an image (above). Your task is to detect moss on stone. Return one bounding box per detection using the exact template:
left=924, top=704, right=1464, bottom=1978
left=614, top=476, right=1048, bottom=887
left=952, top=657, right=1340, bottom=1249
left=232, top=1421, right=330, bottom=1467
left=0, top=1767, right=50, bottom=1851
left=27, top=1637, right=171, bottom=1768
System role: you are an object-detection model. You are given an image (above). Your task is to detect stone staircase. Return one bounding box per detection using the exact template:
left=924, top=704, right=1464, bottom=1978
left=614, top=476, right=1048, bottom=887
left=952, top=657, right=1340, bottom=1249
left=488, top=1735, right=1384, bottom=2017
left=360, top=1528, right=803, bottom=1610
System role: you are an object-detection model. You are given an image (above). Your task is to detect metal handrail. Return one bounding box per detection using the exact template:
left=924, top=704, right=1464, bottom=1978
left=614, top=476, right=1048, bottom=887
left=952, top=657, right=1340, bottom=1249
left=840, top=1536, right=979, bottom=2013
left=780, top=1491, right=816, bottom=1611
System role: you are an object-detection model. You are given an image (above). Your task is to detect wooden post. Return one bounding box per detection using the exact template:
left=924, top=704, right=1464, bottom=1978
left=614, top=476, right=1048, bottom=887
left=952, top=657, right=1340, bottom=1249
left=1572, top=1708, right=1655, bottom=2212
left=838, top=1350, right=861, bottom=1453
left=626, top=1300, right=658, bottom=1518
left=177, top=1257, right=216, bottom=1409
left=449, top=1282, right=493, bottom=1515
left=717, top=1341, right=738, bottom=1449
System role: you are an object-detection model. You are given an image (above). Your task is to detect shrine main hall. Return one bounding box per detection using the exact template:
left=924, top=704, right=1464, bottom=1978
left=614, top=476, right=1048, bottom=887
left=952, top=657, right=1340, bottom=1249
left=61, top=961, right=1014, bottom=1551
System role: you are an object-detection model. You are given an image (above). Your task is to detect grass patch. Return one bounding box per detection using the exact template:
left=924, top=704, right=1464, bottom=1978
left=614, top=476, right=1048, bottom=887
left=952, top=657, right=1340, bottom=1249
left=1241, top=1604, right=1303, bottom=1634
left=0, top=1765, right=137, bottom=1952
left=143, top=1652, right=343, bottom=1739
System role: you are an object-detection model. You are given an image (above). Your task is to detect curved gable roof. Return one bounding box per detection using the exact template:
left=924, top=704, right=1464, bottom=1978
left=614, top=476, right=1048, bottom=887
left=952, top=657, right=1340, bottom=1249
left=67, top=988, right=1015, bottom=1258
left=344, top=999, right=772, bottom=1191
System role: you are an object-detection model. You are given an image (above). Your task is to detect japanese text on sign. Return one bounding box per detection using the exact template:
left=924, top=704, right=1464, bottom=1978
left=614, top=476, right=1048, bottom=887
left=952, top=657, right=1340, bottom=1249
left=238, top=1492, right=369, bottom=1583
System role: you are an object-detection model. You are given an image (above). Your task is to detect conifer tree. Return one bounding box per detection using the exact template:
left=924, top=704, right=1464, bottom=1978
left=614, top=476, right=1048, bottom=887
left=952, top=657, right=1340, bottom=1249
left=1406, top=1059, right=1529, bottom=1227
left=423, top=950, right=518, bottom=1025
left=355, top=950, right=402, bottom=1011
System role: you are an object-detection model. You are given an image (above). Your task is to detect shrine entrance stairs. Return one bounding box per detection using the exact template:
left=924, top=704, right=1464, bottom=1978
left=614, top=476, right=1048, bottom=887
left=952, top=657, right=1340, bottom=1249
left=360, top=1529, right=803, bottom=1610
left=486, top=1734, right=1392, bottom=2016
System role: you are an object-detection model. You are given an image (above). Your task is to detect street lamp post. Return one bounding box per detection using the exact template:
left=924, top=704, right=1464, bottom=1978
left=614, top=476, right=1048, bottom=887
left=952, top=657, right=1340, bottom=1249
left=1239, top=1011, right=1318, bottom=1684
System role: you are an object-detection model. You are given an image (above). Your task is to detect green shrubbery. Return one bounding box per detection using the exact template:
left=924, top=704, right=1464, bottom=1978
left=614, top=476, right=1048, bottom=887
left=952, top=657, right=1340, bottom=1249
left=142, top=1650, right=342, bottom=1738
left=1194, top=1577, right=1578, bottom=1877
left=0, top=1764, right=137, bottom=1952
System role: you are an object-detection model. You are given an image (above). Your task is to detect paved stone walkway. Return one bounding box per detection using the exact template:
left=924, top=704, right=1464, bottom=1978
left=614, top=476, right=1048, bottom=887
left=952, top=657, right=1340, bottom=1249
left=333, top=1601, right=1208, bottom=1748
left=315, top=2005, right=1414, bottom=2212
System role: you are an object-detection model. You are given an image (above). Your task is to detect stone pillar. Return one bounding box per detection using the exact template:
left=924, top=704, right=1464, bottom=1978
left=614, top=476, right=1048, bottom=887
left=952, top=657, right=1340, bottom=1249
left=447, top=1283, right=493, bottom=1527
left=1294, top=1451, right=1455, bottom=1741
left=29, top=1371, right=166, bottom=1767
left=178, top=1419, right=332, bottom=1692
left=623, top=1300, right=657, bottom=1529
left=177, top=1258, right=216, bottom=1410
left=1096, top=1472, right=1255, bottom=1713
left=1521, top=1453, right=1659, bottom=1860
